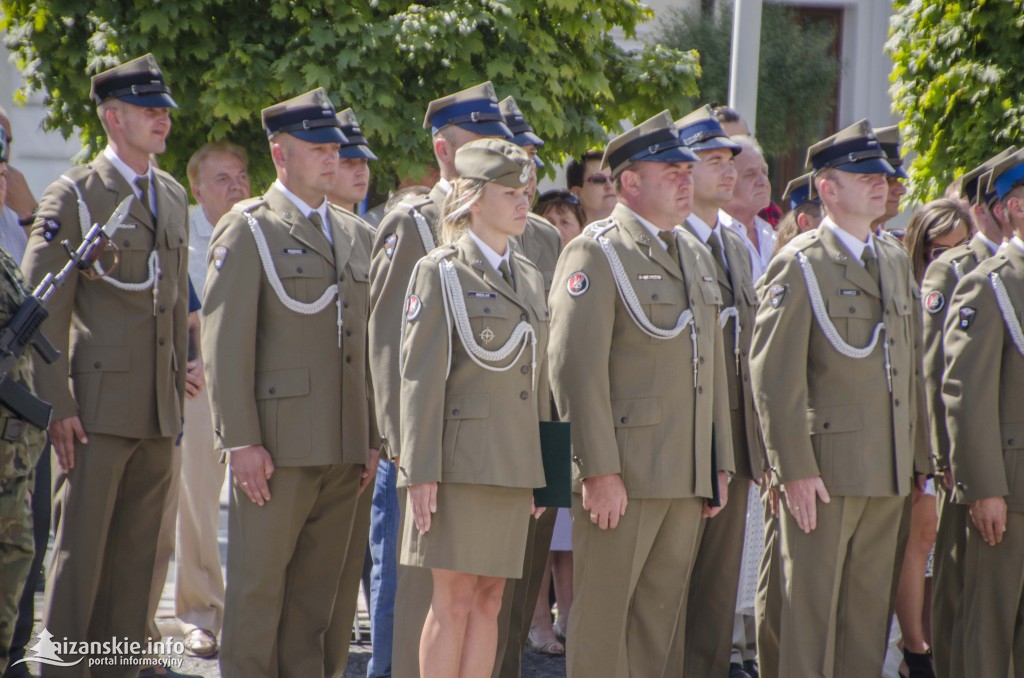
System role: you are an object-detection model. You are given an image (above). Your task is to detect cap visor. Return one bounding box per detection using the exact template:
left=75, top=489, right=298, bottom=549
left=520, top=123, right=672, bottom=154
left=454, top=120, right=514, bottom=139
left=533, top=155, right=545, bottom=168
left=690, top=137, right=742, bottom=155
left=832, top=158, right=895, bottom=176
left=512, top=131, right=544, bottom=147
left=290, top=127, right=348, bottom=144
left=893, top=166, right=909, bottom=180
left=120, top=93, right=178, bottom=109
left=649, top=146, right=701, bottom=164
left=339, top=144, right=378, bottom=161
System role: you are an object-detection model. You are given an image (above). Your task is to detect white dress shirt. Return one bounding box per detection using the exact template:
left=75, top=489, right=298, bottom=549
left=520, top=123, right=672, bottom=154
left=821, top=216, right=876, bottom=265
left=273, top=179, right=331, bottom=245
left=721, top=210, right=776, bottom=281
left=103, top=146, right=156, bottom=216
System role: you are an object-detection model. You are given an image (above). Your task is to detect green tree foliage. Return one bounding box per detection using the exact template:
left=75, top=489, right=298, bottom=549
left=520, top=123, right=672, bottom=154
left=888, top=0, right=1024, bottom=202
left=0, top=0, right=700, bottom=190
left=658, top=2, right=839, bottom=159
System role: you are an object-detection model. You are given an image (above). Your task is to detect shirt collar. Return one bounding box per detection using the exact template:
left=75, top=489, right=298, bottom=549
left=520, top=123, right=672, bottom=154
left=437, top=177, right=453, bottom=195
left=468, top=229, right=510, bottom=272
left=622, top=205, right=671, bottom=250
left=189, top=204, right=214, bottom=236
left=274, top=179, right=328, bottom=224
left=103, top=146, right=153, bottom=191
left=686, top=212, right=717, bottom=244
left=822, top=216, right=876, bottom=264
left=977, top=231, right=1001, bottom=254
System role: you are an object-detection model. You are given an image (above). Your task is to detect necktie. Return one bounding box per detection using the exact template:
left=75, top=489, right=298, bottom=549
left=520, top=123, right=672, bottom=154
left=658, top=230, right=679, bottom=262
left=135, top=175, right=154, bottom=219
left=861, top=246, right=880, bottom=286
left=499, top=259, right=516, bottom=291
left=708, top=231, right=729, bottom=274
left=308, top=211, right=332, bottom=246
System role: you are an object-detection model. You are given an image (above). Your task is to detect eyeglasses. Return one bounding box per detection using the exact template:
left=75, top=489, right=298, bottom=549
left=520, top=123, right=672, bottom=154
left=584, top=174, right=611, bottom=185
left=927, top=238, right=970, bottom=261
left=536, top=190, right=580, bottom=207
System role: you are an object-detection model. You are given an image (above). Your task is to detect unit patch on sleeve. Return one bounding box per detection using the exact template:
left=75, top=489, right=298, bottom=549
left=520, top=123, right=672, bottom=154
left=406, top=294, right=422, bottom=320
left=384, top=233, right=397, bottom=259
left=769, top=284, right=787, bottom=308
left=212, top=245, right=229, bottom=270
left=41, top=218, right=60, bottom=242
left=566, top=271, right=589, bottom=297
left=957, top=306, right=976, bottom=330
left=924, top=290, right=945, bottom=315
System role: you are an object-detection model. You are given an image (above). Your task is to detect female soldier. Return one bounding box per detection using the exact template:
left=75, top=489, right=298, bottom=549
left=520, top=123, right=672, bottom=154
left=398, top=138, right=549, bottom=678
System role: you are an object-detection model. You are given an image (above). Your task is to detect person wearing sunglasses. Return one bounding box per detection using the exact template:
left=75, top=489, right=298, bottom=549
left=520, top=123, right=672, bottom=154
left=567, top=149, right=617, bottom=224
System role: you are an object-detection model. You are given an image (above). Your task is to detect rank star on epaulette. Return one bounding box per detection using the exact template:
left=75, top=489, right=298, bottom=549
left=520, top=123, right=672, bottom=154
left=384, top=233, right=397, bottom=259
left=925, top=290, right=945, bottom=315
left=958, top=306, right=976, bottom=329
left=769, top=283, right=787, bottom=308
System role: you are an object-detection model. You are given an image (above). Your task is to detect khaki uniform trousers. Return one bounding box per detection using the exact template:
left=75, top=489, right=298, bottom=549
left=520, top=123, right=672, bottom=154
left=961, top=511, right=1024, bottom=677
left=492, top=505, right=557, bottom=678
left=756, top=484, right=782, bottom=678
left=324, top=481, right=373, bottom=677
left=219, top=463, right=361, bottom=678
left=146, top=390, right=225, bottom=641
left=566, top=494, right=703, bottom=678
left=778, top=495, right=904, bottom=678
left=42, top=434, right=175, bottom=678
left=931, top=482, right=968, bottom=678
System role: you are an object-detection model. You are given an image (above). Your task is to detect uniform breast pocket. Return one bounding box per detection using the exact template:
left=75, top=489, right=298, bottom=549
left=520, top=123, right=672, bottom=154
left=891, top=294, right=913, bottom=342
left=611, top=397, right=662, bottom=486
left=255, top=368, right=311, bottom=460
left=115, top=231, right=156, bottom=284
left=272, top=254, right=326, bottom=303
left=442, top=393, right=490, bottom=474
left=342, top=262, right=371, bottom=325
left=741, top=283, right=758, bottom=308
left=70, top=346, right=130, bottom=426
left=699, top=280, right=723, bottom=307
left=637, top=282, right=682, bottom=335
left=465, top=297, right=509, bottom=346
left=1001, top=423, right=1024, bottom=503
left=807, top=404, right=863, bottom=490
left=827, top=296, right=880, bottom=347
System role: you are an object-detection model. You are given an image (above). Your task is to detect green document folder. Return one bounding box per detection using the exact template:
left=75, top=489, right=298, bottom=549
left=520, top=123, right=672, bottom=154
left=534, top=421, right=572, bottom=508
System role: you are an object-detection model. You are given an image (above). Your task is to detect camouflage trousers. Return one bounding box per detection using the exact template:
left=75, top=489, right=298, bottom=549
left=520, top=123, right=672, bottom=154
left=0, top=471, right=35, bottom=674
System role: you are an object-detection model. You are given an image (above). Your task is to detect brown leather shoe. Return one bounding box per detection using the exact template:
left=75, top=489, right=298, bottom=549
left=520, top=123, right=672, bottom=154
left=182, top=628, right=218, bottom=659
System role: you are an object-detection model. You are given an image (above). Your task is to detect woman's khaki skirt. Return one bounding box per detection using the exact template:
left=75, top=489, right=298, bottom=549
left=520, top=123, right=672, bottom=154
left=401, top=482, right=533, bottom=579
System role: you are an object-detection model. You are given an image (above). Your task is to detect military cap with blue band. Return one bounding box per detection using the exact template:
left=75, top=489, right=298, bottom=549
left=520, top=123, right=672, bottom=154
left=959, top=146, right=1017, bottom=204
left=782, top=172, right=818, bottom=210
left=336, top=108, right=378, bottom=161
left=90, top=54, right=177, bottom=108
left=806, top=119, right=895, bottom=176
left=873, top=125, right=909, bottom=180
left=602, top=111, right=700, bottom=177
left=262, top=88, right=348, bottom=145
left=500, top=96, right=545, bottom=167
left=987, top=148, right=1024, bottom=201
left=675, top=105, right=742, bottom=155
left=423, top=81, right=512, bottom=139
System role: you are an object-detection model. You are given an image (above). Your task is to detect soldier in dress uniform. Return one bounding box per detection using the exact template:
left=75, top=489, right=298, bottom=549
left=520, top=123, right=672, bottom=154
left=201, top=88, right=379, bottom=678
left=21, top=54, right=191, bottom=678
left=399, top=137, right=548, bottom=678
left=922, top=146, right=1016, bottom=678
left=872, top=125, right=909, bottom=238
left=0, top=127, right=47, bottom=676
left=492, top=94, right=563, bottom=678
left=941, top=149, right=1024, bottom=677
left=367, top=81, right=512, bottom=678
left=750, top=121, right=929, bottom=678
left=670, top=105, right=763, bottom=678
left=548, top=111, right=734, bottom=678
left=323, top=106, right=381, bottom=678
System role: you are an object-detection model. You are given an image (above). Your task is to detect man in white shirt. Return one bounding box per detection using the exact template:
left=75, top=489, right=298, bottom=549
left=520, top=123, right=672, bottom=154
left=722, top=136, right=776, bottom=281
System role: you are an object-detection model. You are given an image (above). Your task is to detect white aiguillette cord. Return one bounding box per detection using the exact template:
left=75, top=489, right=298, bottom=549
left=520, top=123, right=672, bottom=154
left=990, top=271, right=1024, bottom=357
left=243, top=211, right=342, bottom=347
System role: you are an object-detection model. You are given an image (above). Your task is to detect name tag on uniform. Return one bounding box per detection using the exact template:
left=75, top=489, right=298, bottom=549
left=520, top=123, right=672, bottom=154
left=468, top=291, right=497, bottom=299
left=637, top=273, right=662, bottom=281
left=839, top=289, right=860, bottom=296
left=120, top=222, right=138, bottom=230
left=283, top=248, right=307, bottom=255
left=702, top=275, right=714, bottom=282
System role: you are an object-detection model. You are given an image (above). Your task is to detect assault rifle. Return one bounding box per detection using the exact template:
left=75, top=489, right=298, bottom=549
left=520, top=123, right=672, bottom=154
left=0, top=196, right=132, bottom=431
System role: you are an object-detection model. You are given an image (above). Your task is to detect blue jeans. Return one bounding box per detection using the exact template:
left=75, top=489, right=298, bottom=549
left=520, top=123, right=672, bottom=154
left=367, top=459, right=400, bottom=678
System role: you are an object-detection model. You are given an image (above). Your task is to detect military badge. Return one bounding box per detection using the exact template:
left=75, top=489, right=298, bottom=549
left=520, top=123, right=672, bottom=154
left=566, top=271, right=589, bottom=297
left=702, top=275, right=714, bottom=282
left=384, top=233, right=397, bottom=259
left=925, top=290, right=945, bottom=315
left=41, top=218, right=60, bottom=242
left=769, top=284, right=787, bottom=308
left=958, top=306, right=976, bottom=329
left=637, top=274, right=662, bottom=281
left=839, top=289, right=860, bottom=296
left=406, top=294, right=422, bottom=320
left=519, top=163, right=532, bottom=184
left=480, top=327, right=495, bottom=345
left=212, top=245, right=229, bottom=270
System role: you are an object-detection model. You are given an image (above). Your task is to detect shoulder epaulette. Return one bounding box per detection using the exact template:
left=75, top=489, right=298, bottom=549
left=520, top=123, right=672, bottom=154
left=427, top=244, right=458, bottom=262
left=583, top=218, right=615, bottom=238
left=60, top=165, right=92, bottom=184
left=232, top=197, right=266, bottom=214
left=528, top=212, right=557, bottom=230
left=781, top=229, right=819, bottom=255
left=512, top=250, right=540, bottom=271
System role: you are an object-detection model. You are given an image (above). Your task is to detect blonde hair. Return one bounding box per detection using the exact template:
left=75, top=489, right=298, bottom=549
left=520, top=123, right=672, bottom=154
left=440, top=177, right=488, bottom=245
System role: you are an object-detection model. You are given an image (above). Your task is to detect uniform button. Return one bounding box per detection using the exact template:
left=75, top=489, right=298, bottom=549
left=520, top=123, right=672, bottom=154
left=1009, top=438, right=1016, bottom=446
left=297, top=266, right=304, bottom=273
left=483, top=306, right=491, bottom=313
left=343, top=301, right=349, bottom=309
left=620, top=416, right=628, bottom=424
left=741, top=349, right=748, bottom=357
left=520, top=391, right=529, bottom=400
left=892, top=368, right=898, bottom=376
left=889, top=338, right=896, bottom=345
left=452, top=408, right=460, bottom=416
left=699, top=356, right=705, bottom=364
left=158, top=304, right=166, bottom=313
left=885, top=310, right=891, bottom=316
left=158, top=338, right=166, bottom=346
left=520, top=365, right=529, bottom=374
left=345, top=355, right=352, bottom=363
left=743, top=375, right=749, bottom=382
left=339, top=273, right=345, bottom=281
left=652, top=293, right=659, bottom=301
left=520, top=313, right=528, bottom=321
left=159, top=273, right=164, bottom=280
left=849, top=306, right=856, bottom=313
left=346, top=329, right=352, bottom=337
left=93, top=361, right=102, bottom=369
left=269, top=387, right=276, bottom=395
left=894, top=399, right=901, bottom=407
left=823, top=422, right=831, bottom=430
left=690, top=298, right=696, bottom=305
left=697, top=385, right=703, bottom=394
left=178, top=236, right=184, bottom=244
left=123, top=239, right=131, bottom=247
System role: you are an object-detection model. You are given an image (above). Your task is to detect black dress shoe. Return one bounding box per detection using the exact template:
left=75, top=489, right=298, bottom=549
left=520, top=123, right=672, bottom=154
left=743, top=658, right=760, bottom=678
left=729, top=663, right=753, bottom=678
left=903, top=648, right=936, bottom=678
